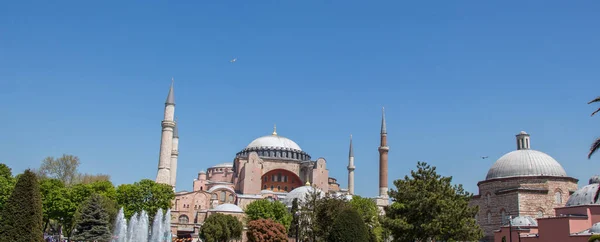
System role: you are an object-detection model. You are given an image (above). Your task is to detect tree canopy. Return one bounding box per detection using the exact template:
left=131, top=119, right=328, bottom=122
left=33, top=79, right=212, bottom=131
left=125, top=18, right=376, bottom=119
left=327, top=207, right=370, bottom=242
left=244, top=199, right=292, bottom=230
left=116, top=179, right=174, bottom=222
left=71, top=194, right=112, bottom=242
left=0, top=169, right=44, bottom=242
left=246, top=218, right=288, bottom=242
left=0, top=163, right=15, bottom=212
left=199, top=213, right=243, bottom=242
left=314, top=194, right=350, bottom=240
left=383, top=162, right=483, bottom=242
left=589, top=96, right=600, bottom=159
left=349, top=195, right=384, bottom=242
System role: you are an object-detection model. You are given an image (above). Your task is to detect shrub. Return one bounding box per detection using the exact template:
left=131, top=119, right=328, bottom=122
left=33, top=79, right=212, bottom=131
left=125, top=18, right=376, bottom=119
left=247, top=218, right=288, bottom=242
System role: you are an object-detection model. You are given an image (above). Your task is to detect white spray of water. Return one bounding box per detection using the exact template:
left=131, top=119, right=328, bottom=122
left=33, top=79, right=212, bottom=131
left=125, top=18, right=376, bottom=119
left=113, top=208, right=172, bottom=242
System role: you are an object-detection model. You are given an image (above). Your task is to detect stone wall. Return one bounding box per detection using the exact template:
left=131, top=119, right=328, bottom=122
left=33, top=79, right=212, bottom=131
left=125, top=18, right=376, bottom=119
left=470, top=176, right=578, bottom=242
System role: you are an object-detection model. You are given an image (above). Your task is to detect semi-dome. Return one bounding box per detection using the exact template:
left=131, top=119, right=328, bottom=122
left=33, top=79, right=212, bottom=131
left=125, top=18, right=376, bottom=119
left=211, top=162, right=233, bottom=168
left=565, top=176, right=600, bottom=207
left=590, top=222, right=600, bottom=233
left=281, top=184, right=324, bottom=207
left=485, top=132, right=568, bottom=180
left=210, top=203, right=243, bottom=213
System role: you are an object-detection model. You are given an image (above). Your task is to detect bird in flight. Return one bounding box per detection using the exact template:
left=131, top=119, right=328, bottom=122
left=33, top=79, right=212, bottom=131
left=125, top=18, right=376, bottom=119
left=230, top=58, right=237, bottom=63
left=481, top=156, right=489, bottom=159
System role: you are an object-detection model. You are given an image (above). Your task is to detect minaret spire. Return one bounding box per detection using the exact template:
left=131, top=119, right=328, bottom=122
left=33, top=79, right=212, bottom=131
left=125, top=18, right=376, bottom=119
left=156, top=79, right=176, bottom=185
left=272, top=124, right=277, bottom=136
left=378, top=107, right=389, bottom=198
left=348, top=134, right=355, bottom=195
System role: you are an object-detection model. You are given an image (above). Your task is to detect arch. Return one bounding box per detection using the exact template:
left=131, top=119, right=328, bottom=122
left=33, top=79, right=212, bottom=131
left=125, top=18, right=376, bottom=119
left=537, top=208, right=544, bottom=218
left=500, top=209, right=507, bottom=225
left=487, top=211, right=492, bottom=224
left=178, top=215, right=189, bottom=224
left=486, top=193, right=492, bottom=206
left=207, top=185, right=235, bottom=194
left=262, top=169, right=302, bottom=193
left=555, top=189, right=563, bottom=204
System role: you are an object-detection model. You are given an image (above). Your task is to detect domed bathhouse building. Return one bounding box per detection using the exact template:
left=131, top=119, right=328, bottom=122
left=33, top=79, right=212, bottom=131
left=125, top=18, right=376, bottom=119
left=470, top=131, right=579, bottom=242
left=493, top=176, right=600, bottom=242
left=151, top=82, right=391, bottom=240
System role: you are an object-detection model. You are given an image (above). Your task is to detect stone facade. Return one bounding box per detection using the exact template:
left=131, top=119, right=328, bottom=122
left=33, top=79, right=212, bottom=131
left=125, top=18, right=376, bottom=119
left=470, top=176, right=578, bottom=242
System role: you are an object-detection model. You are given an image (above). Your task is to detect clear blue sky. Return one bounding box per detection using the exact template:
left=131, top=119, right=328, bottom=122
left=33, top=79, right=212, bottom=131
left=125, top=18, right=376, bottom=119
left=1, top=1, right=599, bottom=198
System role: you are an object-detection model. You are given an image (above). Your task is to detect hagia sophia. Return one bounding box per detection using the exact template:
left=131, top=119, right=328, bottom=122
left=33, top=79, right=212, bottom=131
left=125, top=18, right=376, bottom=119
left=154, top=82, right=600, bottom=242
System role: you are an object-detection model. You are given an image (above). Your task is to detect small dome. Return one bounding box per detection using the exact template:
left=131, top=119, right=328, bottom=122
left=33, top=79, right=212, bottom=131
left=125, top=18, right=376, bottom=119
left=247, top=135, right=302, bottom=151
left=211, top=203, right=243, bottom=213
left=590, top=222, right=600, bottom=233
left=211, top=163, right=233, bottom=168
left=565, top=183, right=600, bottom=207
left=281, top=185, right=323, bottom=207
left=519, top=131, right=528, bottom=135
left=590, top=175, right=600, bottom=185
left=486, top=150, right=567, bottom=180
left=510, top=216, right=538, bottom=227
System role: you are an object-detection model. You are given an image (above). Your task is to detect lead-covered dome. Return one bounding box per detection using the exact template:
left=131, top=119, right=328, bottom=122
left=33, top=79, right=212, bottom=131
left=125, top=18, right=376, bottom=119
left=565, top=176, right=600, bottom=207
left=281, top=183, right=324, bottom=207
left=485, top=131, right=568, bottom=180
left=247, top=135, right=302, bottom=151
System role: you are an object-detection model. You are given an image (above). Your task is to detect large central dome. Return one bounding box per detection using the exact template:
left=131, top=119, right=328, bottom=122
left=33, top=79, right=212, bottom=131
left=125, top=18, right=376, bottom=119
left=485, top=131, right=568, bottom=180
left=246, top=135, right=302, bottom=151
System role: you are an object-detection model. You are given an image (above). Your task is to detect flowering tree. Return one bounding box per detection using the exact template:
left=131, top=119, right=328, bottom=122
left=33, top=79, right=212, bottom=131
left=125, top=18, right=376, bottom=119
left=246, top=219, right=287, bottom=242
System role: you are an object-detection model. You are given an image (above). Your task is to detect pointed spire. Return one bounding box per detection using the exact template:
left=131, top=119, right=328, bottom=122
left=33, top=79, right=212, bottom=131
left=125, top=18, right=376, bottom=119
left=381, top=107, right=387, bottom=134
left=349, top=134, right=354, bottom=157
left=272, top=124, right=277, bottom=136
left=173, top=118, right=179, bottom=138
left=165, top=78, right=175, bottom=105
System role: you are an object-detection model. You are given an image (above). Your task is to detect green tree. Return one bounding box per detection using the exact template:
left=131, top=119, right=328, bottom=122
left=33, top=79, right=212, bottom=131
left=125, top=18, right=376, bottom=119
left=199, top=213, right=243, bottom=242
left=0, top=163, right=16, bottom=212
left=349, top=195, right=383, bottom=242
left=327, top=207, right=369, bottom=242
left=314, top=194, right=349, bottom=240
left=589, top=96, right=600, bottom=159
left=39, top=178, right=74, bottom=232
left=244, top=199, right=292, bottom=230
left=383, top=162, right=483, bottom=242
left=247, top=219, right=288, bottom=242
left=116, top=179, right=174, bottom=223
left=38, top=154, right=81, bottom=186
left=0, top=169, right=44, bottom=242
left=71, top=194, right=112, bottom=242
left=297, top=187, right=324, bottom=241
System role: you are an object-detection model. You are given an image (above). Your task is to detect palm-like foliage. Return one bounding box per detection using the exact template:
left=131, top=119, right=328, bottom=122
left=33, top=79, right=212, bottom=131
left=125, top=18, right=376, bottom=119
left=589, top=97, right=600, bottom=159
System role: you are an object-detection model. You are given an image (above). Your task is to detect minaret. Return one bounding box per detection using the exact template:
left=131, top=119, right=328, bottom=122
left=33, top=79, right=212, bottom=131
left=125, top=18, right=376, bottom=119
left=156, top=79, right=176, bottom=185
left=347, top=134, right=355, bottom=195
left=516, top=131, right=531, bottom=150
left=378, top=107, right=389, bottom=198
left=170, top=120, right=179, bottom=189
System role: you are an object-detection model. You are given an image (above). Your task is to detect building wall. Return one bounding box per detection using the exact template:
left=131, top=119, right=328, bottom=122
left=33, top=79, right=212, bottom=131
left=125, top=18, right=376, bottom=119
left=207, top=166, right=234, bottom=183
left=471, top=176, right=578, bottom=242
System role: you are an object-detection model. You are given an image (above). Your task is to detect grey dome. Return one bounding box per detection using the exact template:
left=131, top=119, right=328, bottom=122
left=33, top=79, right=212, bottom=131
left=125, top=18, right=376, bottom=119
left=247, top=135, right=302, bottom=151
left=485, top=150, right=567, bottom=180
left=281, top=185, right=323, bottom=207
left=565, top=182, right=600, bottom=207
left=510, top=216, right=538, bottom=227
left=590, top=175, right=600, bottom=185
left=210, top=203, right=243, bottom=213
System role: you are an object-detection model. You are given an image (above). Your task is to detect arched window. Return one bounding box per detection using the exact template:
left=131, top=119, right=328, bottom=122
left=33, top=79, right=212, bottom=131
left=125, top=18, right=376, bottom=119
left=487, top=211, right=492, bottom=224
left=486, top=193, right=491, bottom=206
left=220, top=191, right=226, bottom=202
left=284, top=186, right=288, bottom=192
left=179, top=215, right=189, bottom=224
left=211, top=193, right=217, bottom=200
left=501, top=210, right=507, bottom=225
left=200, top=186, right=203, bottom=191
left=270, top=185, right=274, bottom=190
left=277, top=185, right=281, bottom=191
left=537, top=210, right=544, bottom=218
left=263, top=185, right=267, bottom=190
left=475, top=213, right=479, bottom=221
left=555, top=191, right=563, bottom=204
left=229, top=194, right=234, bottom=202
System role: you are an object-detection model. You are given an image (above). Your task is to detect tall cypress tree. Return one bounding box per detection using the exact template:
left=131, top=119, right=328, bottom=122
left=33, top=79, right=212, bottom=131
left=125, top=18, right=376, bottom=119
left=0, top=169, right=44, bottom=242
left=71, top=194, right=112, bottom=242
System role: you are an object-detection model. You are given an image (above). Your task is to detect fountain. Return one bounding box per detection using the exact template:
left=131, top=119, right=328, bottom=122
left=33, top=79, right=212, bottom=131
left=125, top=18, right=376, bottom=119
left=112, top=208, right=172, bottom=242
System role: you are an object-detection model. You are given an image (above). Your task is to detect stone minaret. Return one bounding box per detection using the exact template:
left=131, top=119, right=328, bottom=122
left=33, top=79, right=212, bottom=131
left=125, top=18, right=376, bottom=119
left=378, top=107, right=389, bottom=198
left=348, top=134, right=355, bottom=195
left=516, top=131, right=531, bottom=150
left=156, top=80, right=176, bottom=185
left=170, top=120, right=179, bottom=189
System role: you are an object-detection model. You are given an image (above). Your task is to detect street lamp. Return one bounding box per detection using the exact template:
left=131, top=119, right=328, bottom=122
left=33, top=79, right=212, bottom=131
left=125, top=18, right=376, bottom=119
left=295, top=211, right=301, bottom=242
left=508, top=215, right=513, bottom=242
